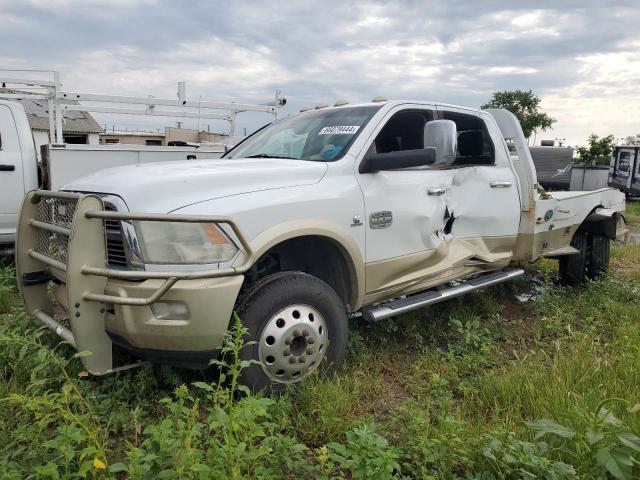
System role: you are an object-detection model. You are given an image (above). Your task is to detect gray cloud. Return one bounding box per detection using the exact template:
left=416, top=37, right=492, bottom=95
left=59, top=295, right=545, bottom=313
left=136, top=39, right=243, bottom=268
left=1, top=0, right=639, bottom=144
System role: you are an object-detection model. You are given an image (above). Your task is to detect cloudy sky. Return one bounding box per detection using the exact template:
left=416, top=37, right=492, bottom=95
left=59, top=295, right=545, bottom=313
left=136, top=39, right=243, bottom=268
left=1, top=0, right=639, bottom=146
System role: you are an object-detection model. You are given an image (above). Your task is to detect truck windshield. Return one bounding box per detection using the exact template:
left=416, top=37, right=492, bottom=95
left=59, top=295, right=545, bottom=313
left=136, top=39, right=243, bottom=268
left=225, top=105, right=381, bottom=162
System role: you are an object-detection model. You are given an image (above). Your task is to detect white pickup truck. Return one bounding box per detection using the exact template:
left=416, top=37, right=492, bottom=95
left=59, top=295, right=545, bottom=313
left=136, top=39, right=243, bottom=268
left=0, top=99, right=225, bottom=251
left=16, top=100, right=627, bottom=390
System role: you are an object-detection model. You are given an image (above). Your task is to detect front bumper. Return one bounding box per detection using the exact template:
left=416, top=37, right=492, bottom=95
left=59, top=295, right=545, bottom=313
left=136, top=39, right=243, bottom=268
left=103, top=276, right=244, bottom=353
left=16, top=190, right=252, bottom=375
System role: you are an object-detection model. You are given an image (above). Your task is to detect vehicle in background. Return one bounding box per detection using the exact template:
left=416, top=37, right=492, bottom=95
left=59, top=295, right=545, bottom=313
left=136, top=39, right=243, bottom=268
left=529, top=145, right=573, bottom=190
left=15, top=99, right=627, bottom=391
left=0, top=71, right=285, bottom=251
left=610, top=145, right=640, bottom=197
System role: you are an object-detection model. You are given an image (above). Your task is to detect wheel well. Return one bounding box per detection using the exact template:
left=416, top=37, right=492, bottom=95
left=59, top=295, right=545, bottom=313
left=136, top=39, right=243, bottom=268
left=242, top=235, right=355, bottom=310
left=579, top=205, right=619, bottom=240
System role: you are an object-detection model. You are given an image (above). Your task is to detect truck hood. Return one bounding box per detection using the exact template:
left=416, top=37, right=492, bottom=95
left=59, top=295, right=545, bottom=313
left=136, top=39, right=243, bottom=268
left=63, top=158, right=328, bottom=212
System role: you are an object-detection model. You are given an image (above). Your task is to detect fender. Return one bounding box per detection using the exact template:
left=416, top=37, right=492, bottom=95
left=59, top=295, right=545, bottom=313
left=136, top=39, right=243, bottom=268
left=245, top=219, right=365, bottom=310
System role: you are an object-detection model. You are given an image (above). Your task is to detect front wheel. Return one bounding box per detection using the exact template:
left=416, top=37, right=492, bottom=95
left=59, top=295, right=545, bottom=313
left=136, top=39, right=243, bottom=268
left=235, top=272, right=348, bottom=392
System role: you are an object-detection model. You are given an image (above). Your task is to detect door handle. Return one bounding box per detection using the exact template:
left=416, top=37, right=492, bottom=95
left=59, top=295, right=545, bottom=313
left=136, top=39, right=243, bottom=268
left=0, top=165, right=15, bottom=172
left=490, top=181, right=512, bottom=188
left=427, top=187, right=446, bottom=196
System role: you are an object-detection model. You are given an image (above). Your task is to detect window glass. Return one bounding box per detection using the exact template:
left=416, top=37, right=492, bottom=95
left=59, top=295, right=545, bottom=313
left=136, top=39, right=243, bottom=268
left=372, top=110, right=432, bottom=154
left=441, top=111, right=495, bottom=166
left=225, top=105, right=381, bottom=162
left=617, top=151, right=630, bottom=178
left=366, top=108, right=495, bottom=169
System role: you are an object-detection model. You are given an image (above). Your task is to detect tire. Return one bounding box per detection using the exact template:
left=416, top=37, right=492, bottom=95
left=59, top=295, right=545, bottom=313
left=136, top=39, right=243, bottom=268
left=559, top=231, right=589, bottom=285
left=587, top=233, right=610, bottom=279
left=235, top=272, right=348, bottom=392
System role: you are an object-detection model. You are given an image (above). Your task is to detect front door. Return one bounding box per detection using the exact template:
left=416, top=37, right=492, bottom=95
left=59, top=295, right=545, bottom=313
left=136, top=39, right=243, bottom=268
left=612, top=148, right=634, bottom=190
left=356, top=105, right=456, bottom=298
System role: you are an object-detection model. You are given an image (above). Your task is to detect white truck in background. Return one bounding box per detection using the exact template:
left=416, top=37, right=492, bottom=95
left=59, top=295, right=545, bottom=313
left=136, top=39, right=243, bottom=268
left=0, top=100, right=226, bottom=249
left=0, top=71, right=285, bottom=251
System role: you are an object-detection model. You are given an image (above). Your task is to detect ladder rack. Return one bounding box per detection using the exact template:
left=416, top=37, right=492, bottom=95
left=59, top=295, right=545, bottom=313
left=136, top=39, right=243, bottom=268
left=0, top=70, right=286, bottom=143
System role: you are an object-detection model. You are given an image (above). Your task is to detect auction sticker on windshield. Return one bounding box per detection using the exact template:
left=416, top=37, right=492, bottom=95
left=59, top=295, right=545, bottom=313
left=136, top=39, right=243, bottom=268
left=318, top=126, right=360, bottom=135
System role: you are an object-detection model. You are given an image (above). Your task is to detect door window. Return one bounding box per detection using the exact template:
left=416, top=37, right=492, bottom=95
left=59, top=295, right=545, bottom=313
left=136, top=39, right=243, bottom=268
left=366, top=109, right=495, bottom=169
left=617, top=151, right=631, bottom=178
left=372, top=110, right=433, bottom=154
left=441, top=110, right=495, bottom=166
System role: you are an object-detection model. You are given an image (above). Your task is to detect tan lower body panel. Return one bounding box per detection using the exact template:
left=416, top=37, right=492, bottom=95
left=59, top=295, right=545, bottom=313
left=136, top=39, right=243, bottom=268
left=364, top=236, right=515, bottom=305
left=512, top=225, right=578, bottom=261
left=103, top=275, right=244, bottom=352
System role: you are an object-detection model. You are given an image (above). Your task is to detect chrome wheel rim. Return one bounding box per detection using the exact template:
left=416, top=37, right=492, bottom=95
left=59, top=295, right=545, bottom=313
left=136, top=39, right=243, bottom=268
left=258, top=304, right=329, bottom=383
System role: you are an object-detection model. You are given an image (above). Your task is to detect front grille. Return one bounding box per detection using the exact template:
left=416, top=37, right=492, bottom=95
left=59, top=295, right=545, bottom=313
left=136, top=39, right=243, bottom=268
left=103, top=204, right=128, bottom=268
left=33, top=197, right=78, bottom=264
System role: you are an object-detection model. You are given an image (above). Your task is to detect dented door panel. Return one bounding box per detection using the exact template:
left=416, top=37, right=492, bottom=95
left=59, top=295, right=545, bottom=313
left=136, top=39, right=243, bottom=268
left=446, top=165, right=520, bottom=239
left=360, top=168, right=455, bottom=263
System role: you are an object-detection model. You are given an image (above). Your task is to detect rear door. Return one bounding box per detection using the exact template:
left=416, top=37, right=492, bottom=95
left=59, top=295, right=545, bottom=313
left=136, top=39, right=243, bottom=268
left=612, top=148, right=634, bottom=190
left=437, top=106, right=520, bottom=249
left=0, top=104, right=24, bottom=241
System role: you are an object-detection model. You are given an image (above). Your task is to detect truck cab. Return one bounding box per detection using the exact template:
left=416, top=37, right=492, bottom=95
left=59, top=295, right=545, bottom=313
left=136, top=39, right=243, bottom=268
left=15, top=100, right=626, bottom=390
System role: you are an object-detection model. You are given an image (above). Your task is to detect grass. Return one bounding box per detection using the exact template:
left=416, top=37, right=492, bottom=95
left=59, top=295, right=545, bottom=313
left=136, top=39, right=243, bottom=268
left=1, top=201, right=639, bottom=478
left=625, top=200, right=640, bottom=225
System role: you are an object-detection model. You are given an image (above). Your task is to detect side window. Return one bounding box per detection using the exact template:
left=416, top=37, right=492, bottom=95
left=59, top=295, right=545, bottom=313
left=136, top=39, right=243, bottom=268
left=372, top=110, right=433, bottom=154
left=441, top=111, right=495, bottom=167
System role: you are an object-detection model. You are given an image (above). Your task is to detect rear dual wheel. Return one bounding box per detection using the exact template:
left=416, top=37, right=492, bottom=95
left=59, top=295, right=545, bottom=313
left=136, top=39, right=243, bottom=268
left=235, top=272, right=348, bottom=392
left=559, top=231, right=610, bottom=285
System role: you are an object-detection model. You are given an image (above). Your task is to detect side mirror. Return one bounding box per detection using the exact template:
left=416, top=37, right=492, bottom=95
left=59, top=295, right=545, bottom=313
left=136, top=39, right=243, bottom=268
left=424, top=120, right=457, bottom=166
left=359, top=148, right=436, bottom=173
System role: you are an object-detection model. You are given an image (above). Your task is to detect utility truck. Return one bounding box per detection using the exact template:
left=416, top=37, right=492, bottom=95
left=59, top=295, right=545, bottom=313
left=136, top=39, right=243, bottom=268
left=16, top=99, right=627, bottom=390
left=0, top=71, right=284, bottom=251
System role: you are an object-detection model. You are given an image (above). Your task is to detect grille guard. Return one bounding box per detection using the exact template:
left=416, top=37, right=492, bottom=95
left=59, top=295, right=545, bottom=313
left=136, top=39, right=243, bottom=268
left=16, top=190, right=254, bottom=374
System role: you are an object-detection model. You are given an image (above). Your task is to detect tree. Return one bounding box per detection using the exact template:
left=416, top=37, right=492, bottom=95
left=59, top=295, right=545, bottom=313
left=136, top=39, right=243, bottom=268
left=623, top=134, right=640, bottom=145
left=481, top=90, right=556, bottom=140
left=574, top=134, right=615, bottom=166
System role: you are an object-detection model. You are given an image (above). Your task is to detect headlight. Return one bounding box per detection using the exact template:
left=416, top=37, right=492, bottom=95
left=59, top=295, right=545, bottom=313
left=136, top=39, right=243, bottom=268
left=135, top=221, right=239, bottom=264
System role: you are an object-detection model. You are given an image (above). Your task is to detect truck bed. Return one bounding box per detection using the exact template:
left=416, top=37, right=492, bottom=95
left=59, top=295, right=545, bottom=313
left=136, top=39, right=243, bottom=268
left=518, top=187, right=626, bottom=260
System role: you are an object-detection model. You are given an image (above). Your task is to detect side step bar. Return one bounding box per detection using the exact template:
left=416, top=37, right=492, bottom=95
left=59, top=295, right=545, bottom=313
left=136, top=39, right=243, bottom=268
left=362, top=268, right=525, bottom=322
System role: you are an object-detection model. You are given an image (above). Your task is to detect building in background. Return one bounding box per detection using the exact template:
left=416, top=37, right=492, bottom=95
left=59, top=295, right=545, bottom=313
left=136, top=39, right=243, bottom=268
left=100, top=126, right=228, bottom=146
left=1, top=89, right=103, bottom=158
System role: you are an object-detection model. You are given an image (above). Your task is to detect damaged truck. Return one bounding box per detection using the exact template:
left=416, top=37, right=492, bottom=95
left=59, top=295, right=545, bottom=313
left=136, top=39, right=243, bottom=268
left=16, top=100, right=627, bottom=390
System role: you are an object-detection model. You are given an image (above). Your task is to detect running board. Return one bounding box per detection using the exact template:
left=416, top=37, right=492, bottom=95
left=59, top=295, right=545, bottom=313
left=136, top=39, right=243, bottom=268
left=362, top=268, right=525, bottom=322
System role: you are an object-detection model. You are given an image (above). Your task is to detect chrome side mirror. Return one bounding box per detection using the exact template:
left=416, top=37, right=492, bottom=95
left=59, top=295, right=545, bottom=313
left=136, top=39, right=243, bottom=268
left=424, top=120, right=457, bottom=166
